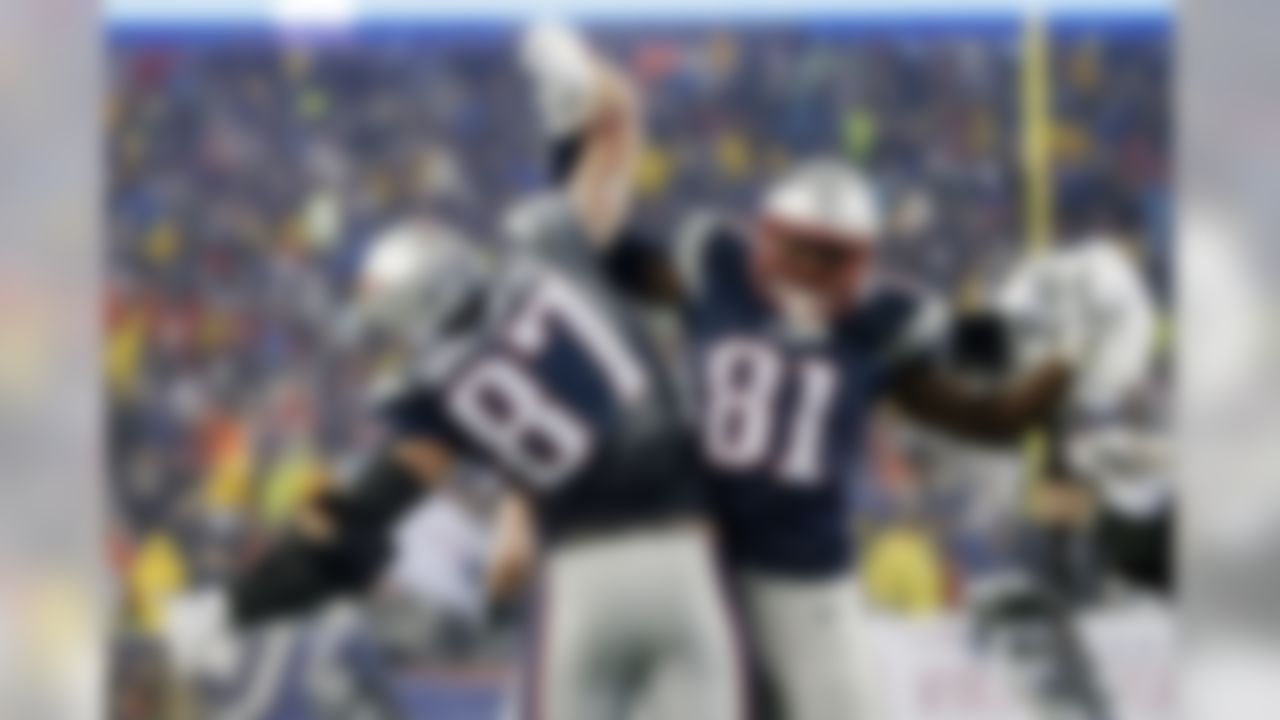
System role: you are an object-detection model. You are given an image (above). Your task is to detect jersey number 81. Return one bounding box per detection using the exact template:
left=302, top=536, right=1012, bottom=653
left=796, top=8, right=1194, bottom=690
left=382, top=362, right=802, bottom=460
left=703, top=339, right=839, bottom=487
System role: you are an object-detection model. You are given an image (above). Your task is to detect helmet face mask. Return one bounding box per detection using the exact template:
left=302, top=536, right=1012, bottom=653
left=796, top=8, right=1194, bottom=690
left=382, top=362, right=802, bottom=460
left=752, top=159, right=882, bottom=326
left=754, top=217, right=873, bottom=318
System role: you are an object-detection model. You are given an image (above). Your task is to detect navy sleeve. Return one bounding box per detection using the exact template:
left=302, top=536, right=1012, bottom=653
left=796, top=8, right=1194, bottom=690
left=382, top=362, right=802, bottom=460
left=675, top=211, right=760, bottom=315
left=377, top=385, right=468, bottom=448
left=704, top=227, right=754, bottom=300
left=841, top=287, right=947, bottom=390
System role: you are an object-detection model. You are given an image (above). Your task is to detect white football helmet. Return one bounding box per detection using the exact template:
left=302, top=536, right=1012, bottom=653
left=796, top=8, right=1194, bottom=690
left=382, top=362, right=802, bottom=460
left=761, top=158, right=883, bottom=243
left=356, top=219, right=492, bottom=347
left=754, top=159, right=884, bottom=332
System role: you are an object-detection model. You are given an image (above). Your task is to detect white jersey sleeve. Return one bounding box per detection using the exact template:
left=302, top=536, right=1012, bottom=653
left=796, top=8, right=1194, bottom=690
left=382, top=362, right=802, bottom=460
left=997, top=239, right=1157, bottom=416
left=996, top=252, right=1066, bottom=368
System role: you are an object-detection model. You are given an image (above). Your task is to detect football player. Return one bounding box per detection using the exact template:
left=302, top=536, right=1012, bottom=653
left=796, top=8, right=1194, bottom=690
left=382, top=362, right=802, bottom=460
left=990, top=231, right=1163, bottom=720
left=163, top=35, right=743, bottom=720
left=666, top=159, right=1086, bottom=720
left=518, top=27, right=1081, bottom=715
left=903, top=229, right=1161, bottom=720
left=893, top=309, right=1115, bottom=720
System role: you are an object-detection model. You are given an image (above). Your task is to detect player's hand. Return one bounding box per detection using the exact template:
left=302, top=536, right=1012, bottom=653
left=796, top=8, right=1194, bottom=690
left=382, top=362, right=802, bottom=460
left=159, top=590, right=242, bottom=681
left=519, top=22, right=599, bottom=138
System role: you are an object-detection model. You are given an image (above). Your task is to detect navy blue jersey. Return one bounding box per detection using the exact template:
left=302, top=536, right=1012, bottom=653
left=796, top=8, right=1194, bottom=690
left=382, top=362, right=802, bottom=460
left=381, top=198, right=700, bottom=544
left=680, top=214, right=940, bottom=577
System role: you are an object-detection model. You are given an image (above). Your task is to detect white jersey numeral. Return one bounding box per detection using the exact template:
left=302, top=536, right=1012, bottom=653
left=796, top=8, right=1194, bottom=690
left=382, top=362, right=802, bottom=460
left=777, top=359, right=838, bottom=486
left=703, top=340, right=839, bottom=486
left=507, top=274, right=648, bottom=403
left=448, top=358, right=591, bottom=489
left=447, top=275, right=646, bottom=489
left=705, top=340, right=784, bottom=471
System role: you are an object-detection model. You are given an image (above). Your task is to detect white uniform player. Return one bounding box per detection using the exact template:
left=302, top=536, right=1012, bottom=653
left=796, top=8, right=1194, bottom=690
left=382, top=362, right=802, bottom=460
left=900, top=234, right=1161, bottom=720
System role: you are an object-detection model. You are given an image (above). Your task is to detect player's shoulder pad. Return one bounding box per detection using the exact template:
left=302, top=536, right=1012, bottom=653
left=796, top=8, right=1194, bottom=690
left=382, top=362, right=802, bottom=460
left=674, top=208, right=744, bottom=297
left=853, top=274, right=948, bottom=363
left=1070, top=236, right=1147, bottom=299
left=502, top=190, right=600, bottom=276
left=502, top=191, right=566, bottom=249
left=995, top=251, right=1055, bottom=317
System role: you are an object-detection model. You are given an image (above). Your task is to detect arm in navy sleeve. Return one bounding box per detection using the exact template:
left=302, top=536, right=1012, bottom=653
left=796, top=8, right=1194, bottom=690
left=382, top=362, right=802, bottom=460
left=881, top=294, right=1073, bottom=444
left=228, top=389, right=460, bottom=627
left=889, top=361, right=1072, bottom=445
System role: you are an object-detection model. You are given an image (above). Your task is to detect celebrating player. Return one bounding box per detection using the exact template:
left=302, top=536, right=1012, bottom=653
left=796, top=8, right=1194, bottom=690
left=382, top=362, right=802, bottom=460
left=665, top=159, right=1086, bottom=720
left=162, top=31, right=744, bottom=720
left=513, top=18, right=1089, bottom=715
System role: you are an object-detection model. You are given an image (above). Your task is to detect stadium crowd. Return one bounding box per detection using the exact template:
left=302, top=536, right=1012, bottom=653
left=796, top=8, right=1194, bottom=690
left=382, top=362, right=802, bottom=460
left=106, top=23, right=1170, bottom=686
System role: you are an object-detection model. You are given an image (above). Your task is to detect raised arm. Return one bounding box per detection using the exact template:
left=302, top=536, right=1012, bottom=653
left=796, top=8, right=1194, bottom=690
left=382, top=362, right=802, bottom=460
left=888, top=360, right=1073, bottom=445
left=568, top=63, right=643, bottom=245
left=521, top=23, right=644, bottom=248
